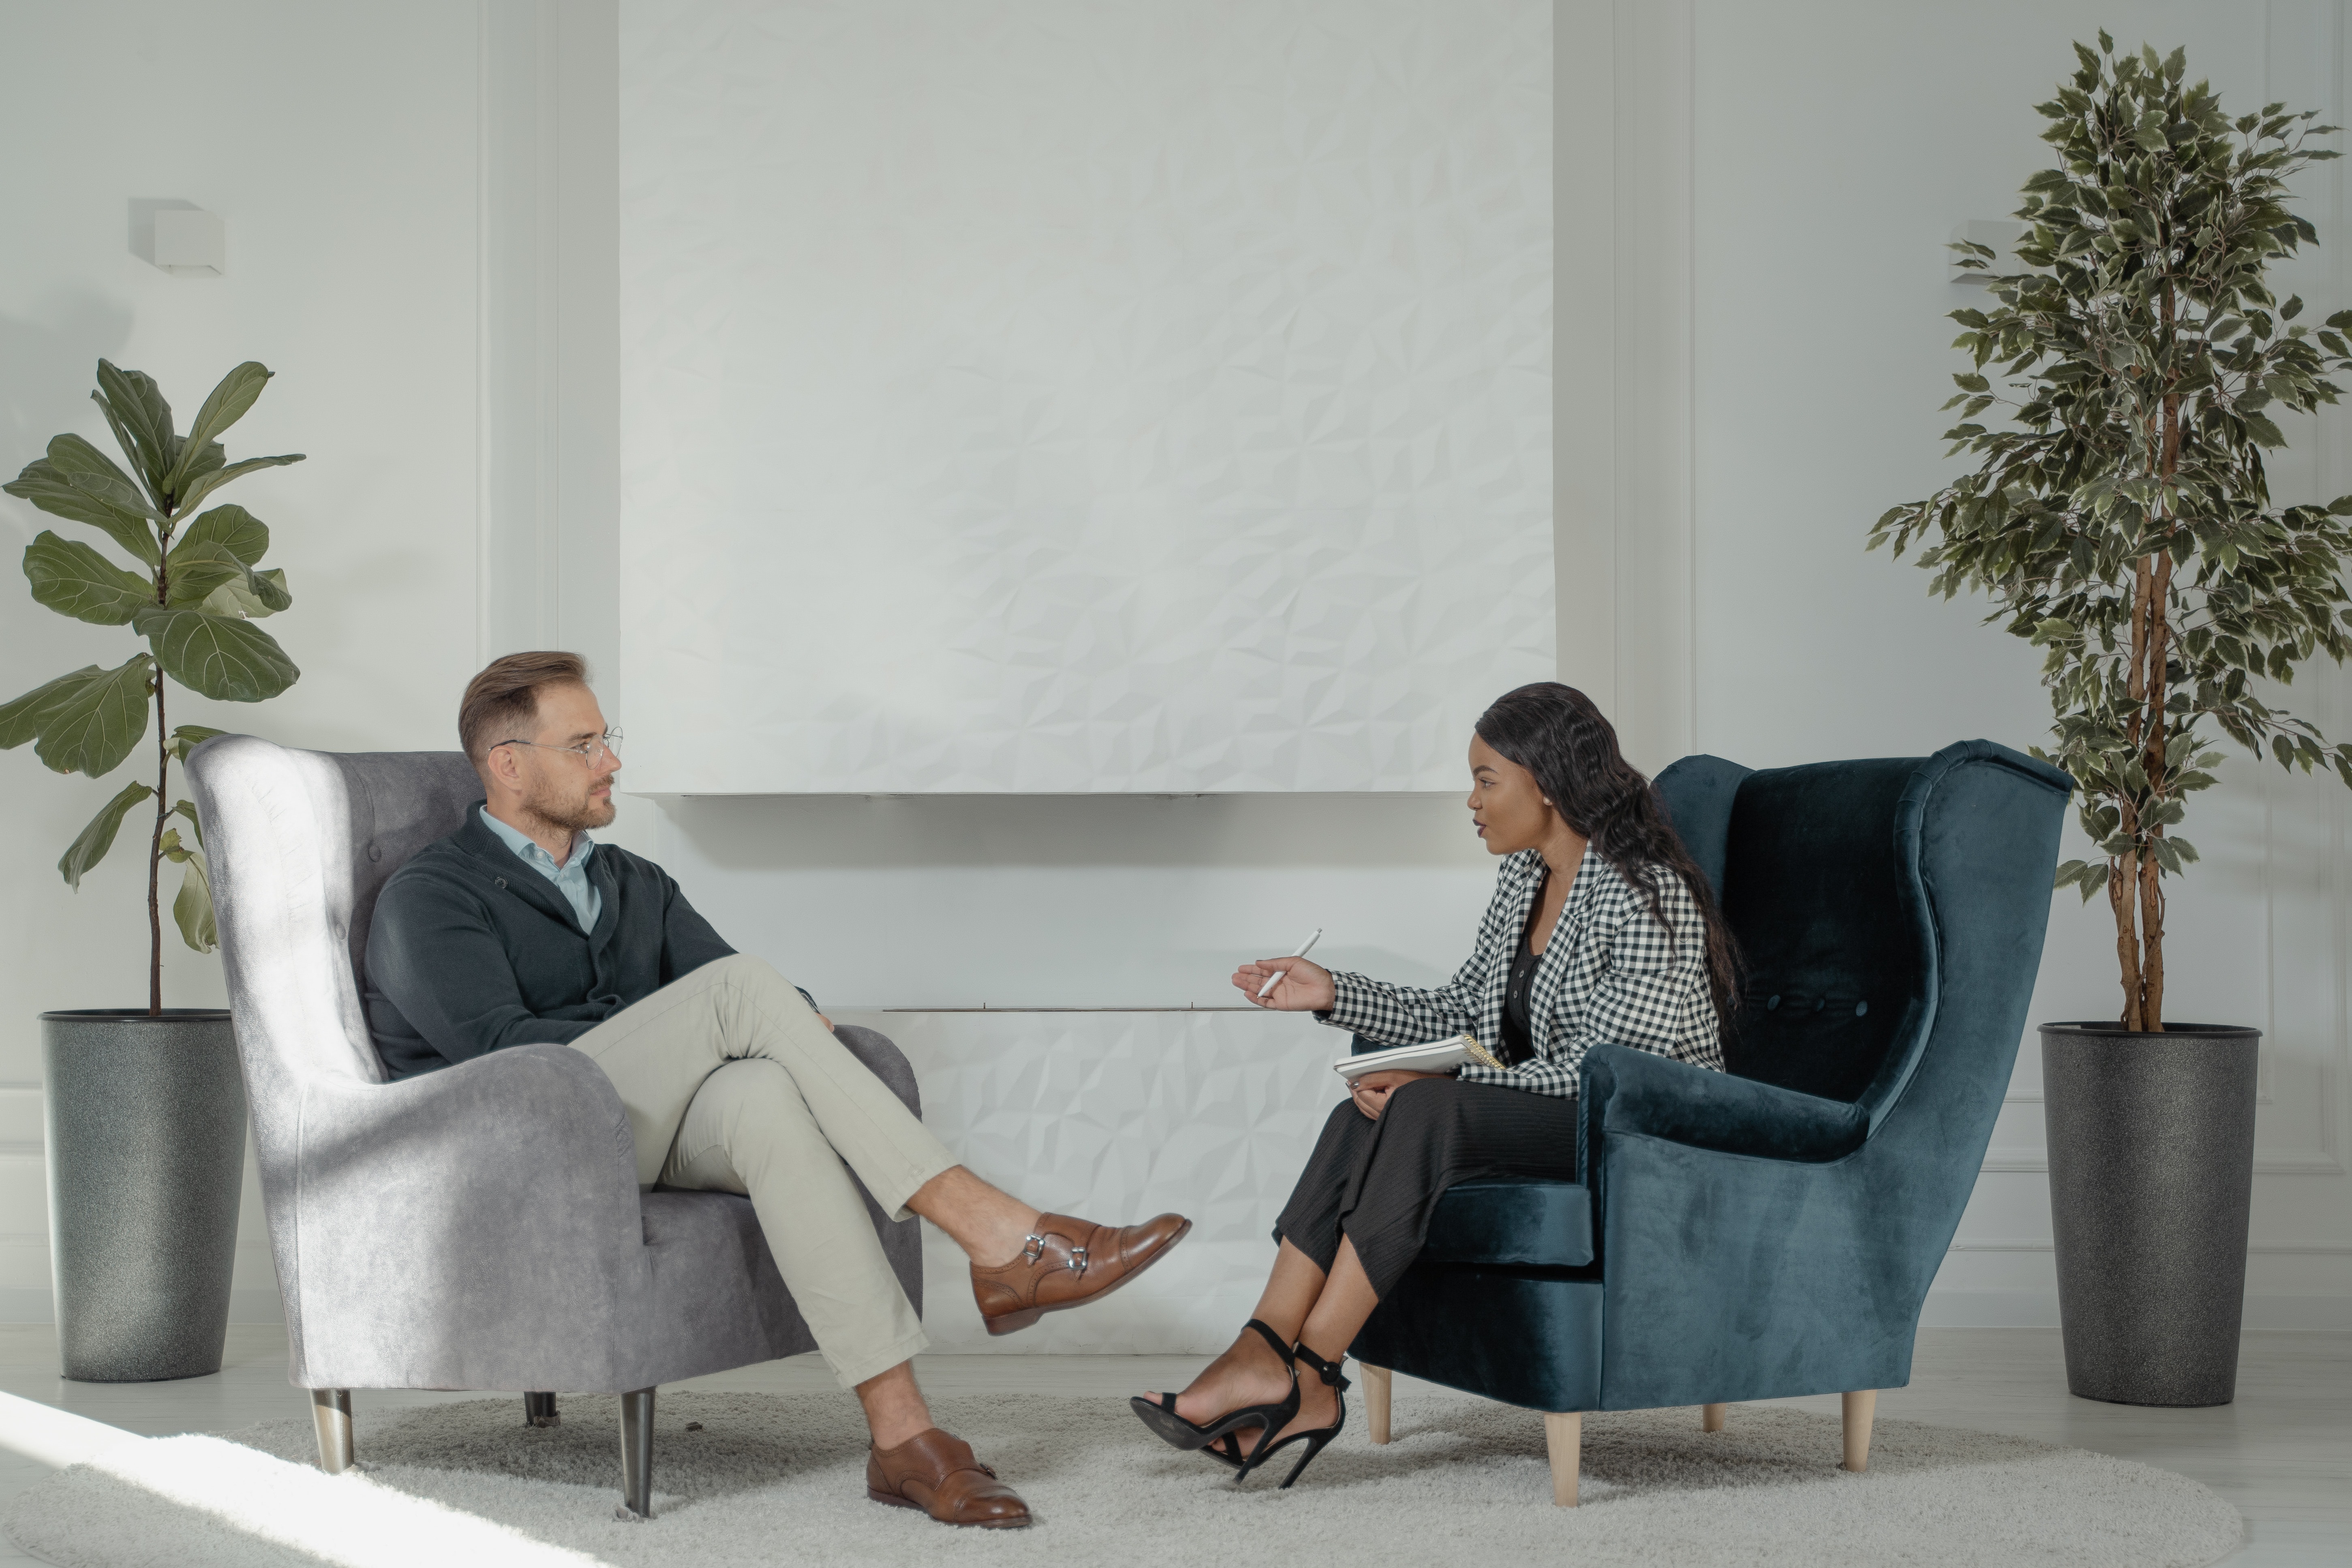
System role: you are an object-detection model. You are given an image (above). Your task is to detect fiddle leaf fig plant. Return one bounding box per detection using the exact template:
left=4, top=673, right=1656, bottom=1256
left=2, top=360, right=303, bottom=1013
left=1871, top=35, right=2352, bottom=1032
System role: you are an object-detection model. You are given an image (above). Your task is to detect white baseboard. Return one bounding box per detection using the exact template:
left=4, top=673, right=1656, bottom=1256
left=9, top=1284, right=2340, bottom=1337
left=1921, top=1288, right=2351, bottom=1332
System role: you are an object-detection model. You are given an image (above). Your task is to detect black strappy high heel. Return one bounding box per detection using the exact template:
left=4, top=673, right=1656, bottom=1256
left=1237, top=1341, right=1348, bottom=1489
left=1129, top=1319, right=1301, bottom=1470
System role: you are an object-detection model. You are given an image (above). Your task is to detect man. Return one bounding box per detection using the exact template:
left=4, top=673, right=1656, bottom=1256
left=365, top=651, right=1189, bottom=1528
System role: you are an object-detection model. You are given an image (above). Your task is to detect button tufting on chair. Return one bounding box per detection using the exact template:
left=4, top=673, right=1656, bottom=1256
left=1348, top=738, right=2073, bottom=1477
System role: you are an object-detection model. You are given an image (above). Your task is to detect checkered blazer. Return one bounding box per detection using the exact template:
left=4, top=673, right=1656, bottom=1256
left=1320, top=846, right=1725, bottom=1099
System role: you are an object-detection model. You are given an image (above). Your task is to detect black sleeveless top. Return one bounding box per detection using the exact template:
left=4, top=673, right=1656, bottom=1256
left=1497, top=880, right=1547, bottom=1067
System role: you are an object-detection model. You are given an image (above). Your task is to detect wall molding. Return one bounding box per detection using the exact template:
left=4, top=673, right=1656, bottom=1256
left=1982, top=1151, right=2347, bottom=1177
left=1947, top=1238, right=2352, bottom=1255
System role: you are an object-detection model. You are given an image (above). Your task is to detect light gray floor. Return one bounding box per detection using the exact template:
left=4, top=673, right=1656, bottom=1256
left=0, top=1326, right=2341, bottom=1565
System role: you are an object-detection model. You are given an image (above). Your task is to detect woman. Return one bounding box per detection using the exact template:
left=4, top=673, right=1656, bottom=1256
left=1130, top=682, right=1736, bottom=1487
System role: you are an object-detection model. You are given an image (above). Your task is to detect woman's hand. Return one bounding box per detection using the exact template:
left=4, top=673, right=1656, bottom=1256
left=1348, top=1069, right=1450, bottom=1121
left=1232, top=954, right=1336, bottom=1012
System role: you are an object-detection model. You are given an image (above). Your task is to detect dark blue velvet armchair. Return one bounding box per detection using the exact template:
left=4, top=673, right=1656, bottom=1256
left=1349, top=740, right=2071, bottom=1504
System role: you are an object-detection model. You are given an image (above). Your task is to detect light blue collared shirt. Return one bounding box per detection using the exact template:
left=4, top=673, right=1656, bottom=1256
left=479, top=806, right=601, bottom=934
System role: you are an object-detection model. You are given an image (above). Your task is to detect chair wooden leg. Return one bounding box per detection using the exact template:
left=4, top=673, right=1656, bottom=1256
left=1361, top=1365, right=1393, bottom=1445
left=1841, top=1389, right=1877, bottom=1472
left=1701, top=1401, right=1727, bottom=1433
left=524, top=1391, right=559, bottom=1427
left=1543, top=1411, right=1581, bottom=1507
left=310, top=1388, right=353, bottom=1474
left=618, top=1388, right=656, bottom=1519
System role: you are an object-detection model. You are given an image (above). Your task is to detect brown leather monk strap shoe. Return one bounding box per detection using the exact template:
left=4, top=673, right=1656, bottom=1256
left=866, top=1428, right=1031, bottom=1528
left=972, top=1211, right=1192, bottom=1336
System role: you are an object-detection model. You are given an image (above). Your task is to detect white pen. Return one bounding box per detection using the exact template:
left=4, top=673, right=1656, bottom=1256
left=1256, top=928, right=1325, bottom=998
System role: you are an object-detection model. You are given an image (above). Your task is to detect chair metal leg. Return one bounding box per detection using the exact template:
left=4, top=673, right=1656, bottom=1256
left=1360, top=1365, right=1393, bottom=1444
left=524, top=1392, right=559, bottom=1427
left=618, top=1388, right=655, bottom=1520
left=1702, top=1401, right=1728, bottom=1432
left=310, top=1388, right=353, bottom=1474
left=1841, top=1389, right=1877, bottom=1472
left=1543, top=1411, right=1581, bottom=1507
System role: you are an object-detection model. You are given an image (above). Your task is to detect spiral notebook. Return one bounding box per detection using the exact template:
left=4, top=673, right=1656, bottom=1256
left=1332, top=1031, right=1505, bottom=1080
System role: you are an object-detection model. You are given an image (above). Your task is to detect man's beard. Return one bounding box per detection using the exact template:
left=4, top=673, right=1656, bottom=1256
left=525, top=783, right=616, bottom=834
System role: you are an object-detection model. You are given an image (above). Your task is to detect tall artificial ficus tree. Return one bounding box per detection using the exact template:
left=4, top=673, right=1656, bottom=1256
left=1872, top=35, right=2352, bottom=1033
left=0, top=361, right=303, bottom=1014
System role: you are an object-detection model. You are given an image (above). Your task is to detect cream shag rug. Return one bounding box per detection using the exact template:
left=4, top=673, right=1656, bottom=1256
left=4, top=1390, right=2241, bottom=1568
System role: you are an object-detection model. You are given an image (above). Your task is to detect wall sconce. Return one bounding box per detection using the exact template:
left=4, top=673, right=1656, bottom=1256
left=1949, top=220, right=2025, bottom=286
left=153, top=209, right=225, bottom=276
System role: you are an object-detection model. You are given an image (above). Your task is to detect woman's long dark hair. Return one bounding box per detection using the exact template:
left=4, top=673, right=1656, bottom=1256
left=1474, top=682, right=1742, bottom=1024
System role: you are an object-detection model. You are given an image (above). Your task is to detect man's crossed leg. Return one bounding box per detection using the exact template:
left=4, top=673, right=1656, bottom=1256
left=574, top=952, right=1188, bottom=1527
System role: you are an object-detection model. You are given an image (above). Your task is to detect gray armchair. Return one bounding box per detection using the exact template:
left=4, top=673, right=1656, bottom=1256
left=187, top=737, right=922, bottom=1518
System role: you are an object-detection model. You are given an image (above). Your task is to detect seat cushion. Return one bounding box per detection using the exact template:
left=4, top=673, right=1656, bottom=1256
left=1419, top=1178, right=1592, bottom=1268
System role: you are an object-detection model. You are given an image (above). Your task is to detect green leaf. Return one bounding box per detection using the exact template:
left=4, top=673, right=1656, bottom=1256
left=0, top=667, right=105, bottom=750
left=163, top=363, right=274, bottom=498
left=57, top=780, right=155, bottom=890
left=33, top=654, right=155, bottom=777
left=168, top=453, right=304, bottom=518
left=163, top=540, right=253, bottom=607
left=170, top=503, right=268, bottom=568
left=22, top=531, right=154, bottom=625
left=247, top=566, right=291, bottom=612
left=166, top=728, right=225, bottom=766
left=46, top=433, right=155, bottom=518
left=89, top=393, right=148, bottom=501
left=200, top=567, right=289, bottom=619
left=179, top=440, right=225, bottom=488
left=133, top=606, right=298, bottom=702
left=2, top=460, right=162, bottom=566
left=92, top=362, right=175, bottom=495
left=172, top=855, right=217, bottom=953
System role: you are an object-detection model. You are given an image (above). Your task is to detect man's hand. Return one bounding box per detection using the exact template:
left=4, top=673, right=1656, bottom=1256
left=1233, top=954, right=1337, bottom=1012
left=1348, top=1068, right=1451, bottom=1121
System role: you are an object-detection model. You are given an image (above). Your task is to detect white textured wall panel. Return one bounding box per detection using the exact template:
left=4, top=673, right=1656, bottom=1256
left=836, top=1009, right=1354, bottom=1353
left=618, top=0, right=1554, bottom=793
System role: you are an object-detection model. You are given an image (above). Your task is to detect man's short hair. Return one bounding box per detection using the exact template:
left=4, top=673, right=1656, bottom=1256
left=459, top=651, right=590, bottom=772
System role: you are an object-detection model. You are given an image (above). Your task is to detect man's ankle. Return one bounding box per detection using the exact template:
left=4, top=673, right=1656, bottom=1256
left=869, top=1413, right=935, bottom=1450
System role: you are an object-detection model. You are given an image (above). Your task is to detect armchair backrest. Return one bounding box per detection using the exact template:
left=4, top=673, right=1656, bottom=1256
left=1658, top=740, right=2070, bottom=1131
left=186, top=737, right=482, bottom=1128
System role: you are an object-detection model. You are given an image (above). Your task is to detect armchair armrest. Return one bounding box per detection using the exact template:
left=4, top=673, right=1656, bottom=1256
left=287, top=1043, right=648, bottom=1374
left=1581, top=1043, right=1868, bottom=1163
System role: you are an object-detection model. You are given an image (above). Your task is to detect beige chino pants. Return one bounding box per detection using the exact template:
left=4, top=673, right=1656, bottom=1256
left=570, top=953, right=956, bottom=1386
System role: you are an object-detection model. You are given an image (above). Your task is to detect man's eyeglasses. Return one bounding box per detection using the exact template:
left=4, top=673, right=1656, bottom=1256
left=492, top=729, right=623, bottom=766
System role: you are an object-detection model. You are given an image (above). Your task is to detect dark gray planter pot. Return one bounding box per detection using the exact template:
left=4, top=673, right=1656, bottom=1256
left=2040, top=1020, right=2258, bottom=1407
left=41, top=1009, right=248, bottom=1382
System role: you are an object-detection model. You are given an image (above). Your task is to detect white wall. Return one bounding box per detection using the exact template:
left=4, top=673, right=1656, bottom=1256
left=1657, top=0, right=2351, bottom=1327
left=616, top=0, right=1555, bottom=796
left=2, top=0, right=2341, bottom=1342
left=0, top=1, right=496, bottom=1321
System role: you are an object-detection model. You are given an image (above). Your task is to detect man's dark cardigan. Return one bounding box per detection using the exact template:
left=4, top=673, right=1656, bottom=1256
left=364, top=804, right=743, bottom=1080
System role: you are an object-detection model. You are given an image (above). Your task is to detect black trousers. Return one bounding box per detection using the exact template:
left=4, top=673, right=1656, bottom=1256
left=1272, top=1078, right=1581, bottom=1298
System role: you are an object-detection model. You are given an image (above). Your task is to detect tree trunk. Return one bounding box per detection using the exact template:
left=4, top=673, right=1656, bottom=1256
left=2111, top=838, right=2144, bottom=1032
left=2114, top=551, right=2157, bottom=1031
left=147, top=676, right=166, bottom=1017
left=2139, top=550, right=2174, bottom=1033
